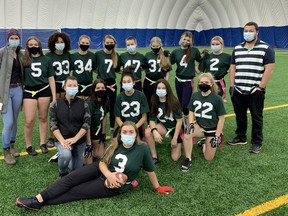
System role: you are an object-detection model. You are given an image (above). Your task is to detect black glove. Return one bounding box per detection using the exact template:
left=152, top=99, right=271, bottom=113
left=210, top=136, right=221, bottom=148
left=163, top=50, right=170, bottom=57
left=84, top=144, right=93, bottom=158
left=229, top=86, right=235, bottom=97
left=201, top=49, right=209, bottom=60
left=184, top=123, right=194, bottom=134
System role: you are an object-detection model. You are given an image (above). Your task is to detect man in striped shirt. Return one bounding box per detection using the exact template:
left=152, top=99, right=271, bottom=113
left=228, top=21, right=275, bottom=154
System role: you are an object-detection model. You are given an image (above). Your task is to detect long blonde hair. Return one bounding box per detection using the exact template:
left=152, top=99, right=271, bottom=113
left=102, top=121, right=139, bottom=165
left=103, top=35, right=118, bottom=68
left=197, top=73, right=218, bottom=93
left=179, top=31, right=193, bottom=64
left=150, top=37, right=171, bottom=71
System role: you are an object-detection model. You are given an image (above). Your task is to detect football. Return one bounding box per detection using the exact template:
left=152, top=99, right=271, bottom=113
left=104, top=172, right=128, bottom=189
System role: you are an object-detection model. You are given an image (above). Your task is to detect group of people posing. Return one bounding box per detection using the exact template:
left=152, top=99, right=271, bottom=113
left=0, top=21, right=274, bottom=211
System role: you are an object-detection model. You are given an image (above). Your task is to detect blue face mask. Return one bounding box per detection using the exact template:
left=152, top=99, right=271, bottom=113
left=211, top=45, right=221, bottom=53
left=55, top=43, right=65, bottom=51
left=66, top=87, right=78, bottom=97
left=122, top=83, right=133, bottom=91
left=9, top=40, right=20, bottom=48
left=244, top=32, right=255, bottom=42
left=156, top=89, right=167, bottom=97
left=127, top=45, right=136, bottom=53
left=121, top=134, right=135, bottom=146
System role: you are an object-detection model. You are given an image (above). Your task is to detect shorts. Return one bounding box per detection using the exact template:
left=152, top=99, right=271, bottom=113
left=77, top=82, right=93, bottom=97
left=167, top=128, right=182, bottom=143
left=90, top=128, right=103, bottom=141
left=198, top=123, right=217, bottom=137
left=55, top=81, right=65, bottom=93
left=23, top=84, right=51, bottom=99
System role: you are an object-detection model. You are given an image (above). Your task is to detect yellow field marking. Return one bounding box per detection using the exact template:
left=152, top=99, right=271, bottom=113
left=0, top=147, right=56, bottom=160
left=235, top=194, right=288, bottom=216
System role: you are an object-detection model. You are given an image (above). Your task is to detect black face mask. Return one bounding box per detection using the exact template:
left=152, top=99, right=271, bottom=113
left=105, top=44, right=115, bottom=51
left=95, top=90, right=106, bottom=98
left=28, top=47, right=40, bottom=55
left=198, top=84, right=211, bottom=92
left=151, top=47, right=161, bottom=54
left=80, top=44, right=89, bottom=51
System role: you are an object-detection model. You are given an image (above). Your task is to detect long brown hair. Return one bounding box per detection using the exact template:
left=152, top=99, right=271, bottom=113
left=197, top=73, right=218, bottom=93
left=179, top=31, right=193, bottom=64
left=150, top=37, right=171, bottom=71
left=150, top=79, right=182, bottom=117
left=89, top=79, right=108, bottom=106
left=22, top=36, right=44, bottom=67
left=103, top=35, right=118, bottom=68
left=102, top=121, right=139, bottom=165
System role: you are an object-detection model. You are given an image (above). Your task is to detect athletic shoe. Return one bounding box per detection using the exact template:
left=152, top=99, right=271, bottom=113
left=152, top=157, right=159, bottom=165
left=181, top=158, right=192, bottom=172
left=47, top=138, right=55, bottom=148
left=250, top=145, right=261, bottom=154
left=16, top=197, right=42, bottom=211
left=48, top=152, right=59, bottom=163
left=26, top=146, right=38, bottom=156
left=40, top=144, right=48, bottom=154
left=227, top=137, right=247, bottom=145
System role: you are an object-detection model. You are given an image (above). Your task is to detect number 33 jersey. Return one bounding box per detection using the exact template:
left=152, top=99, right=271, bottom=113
left=187, top=92, right=226, bottom=128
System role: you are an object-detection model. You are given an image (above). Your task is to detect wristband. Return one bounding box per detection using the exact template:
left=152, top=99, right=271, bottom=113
left=151, top=128, right=158, bottom=133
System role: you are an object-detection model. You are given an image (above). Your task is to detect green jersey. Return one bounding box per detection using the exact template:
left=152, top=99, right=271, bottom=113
left=24, top=56, right=55, bottom=86
left=70, top=52, right=96, bottom=84
left=108, top=143, right=155, bottom=193
left=95, top=50, right=120, bottom=80
left=198, top=52, right=231, bottom=80
left=170, top=47, right=201, bottom=79
left=87, top=99, right=109, bottom=131
left=144, top=51, right=168, bottom=80
left=187, top=92, right=226, bottom=128
left=119, top=52, right=146, bottom=81
left=45, top=51, right=71, bottom=82
left=150, top=102, right=182, bottom=129
left=114, top=90, right=149, bottom=123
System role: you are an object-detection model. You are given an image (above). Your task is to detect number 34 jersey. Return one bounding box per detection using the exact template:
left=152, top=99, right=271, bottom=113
left=187, top=92, right=226, bottom=128
left=114, top=90, right=150, bottom=124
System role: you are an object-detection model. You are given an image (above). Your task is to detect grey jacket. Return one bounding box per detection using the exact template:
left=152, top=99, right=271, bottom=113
left=0, top=45, right=24, bottom=113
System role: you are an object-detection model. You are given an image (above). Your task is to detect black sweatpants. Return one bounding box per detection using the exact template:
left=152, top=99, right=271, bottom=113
left=40, top=162, right=119, bottom=205
left=231, top=90, right=265, bottom=146
left=105, top=79, right=117, bottom=128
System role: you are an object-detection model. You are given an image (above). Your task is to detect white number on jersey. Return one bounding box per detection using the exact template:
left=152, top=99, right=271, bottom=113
left=114, top=153, right=128, bottom=172
left=53, top=60, right=70, bottom=76
left=157, top=107, right=174, bottom=123
left=210, top=58, right=219, bottom=71
left=148, top=59, right=161, bottom=73
left=31, top=62, right=42, bottom=77
left=124, top=60, right=141, bottom=72
left=179, top=55, right=188, bottom=68
left=121, top=101, right=140, bottom=118
left=193, top=101, right=213, bottom=119
left=105, top=59, right=113, bottom=73
left=74, top=59, right=92, bottom=74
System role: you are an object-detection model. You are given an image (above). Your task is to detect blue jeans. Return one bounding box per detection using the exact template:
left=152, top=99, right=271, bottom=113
left=55, top=141, right=86, bottom=175
left=1, top=86, right=23, bottom=149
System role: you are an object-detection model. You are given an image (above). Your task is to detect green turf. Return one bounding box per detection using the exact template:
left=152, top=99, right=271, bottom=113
left=0, top=47, right=288, bottom=216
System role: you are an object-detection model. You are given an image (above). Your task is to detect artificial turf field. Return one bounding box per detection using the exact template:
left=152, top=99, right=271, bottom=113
left=0, top=47, right=288, bottom=216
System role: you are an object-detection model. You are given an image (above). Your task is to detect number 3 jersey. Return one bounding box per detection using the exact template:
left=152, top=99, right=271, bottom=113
left=24, top=56, right=55, bottom=86
left=108, top=143, right=155, bottom=193
left=150, top=102, right=182, bottom=129
left=187, top=92, right=226, bottom=128
left=114, top=90, right=150, bottom=124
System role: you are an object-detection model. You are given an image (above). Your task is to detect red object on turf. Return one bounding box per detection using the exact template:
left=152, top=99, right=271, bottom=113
left=155, top=186, right=174, bottom=195
left=104, top=172, right=128, bottom=188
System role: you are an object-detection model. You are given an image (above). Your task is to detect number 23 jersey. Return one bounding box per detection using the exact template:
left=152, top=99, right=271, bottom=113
left=187, top=92, right=226, bottom=127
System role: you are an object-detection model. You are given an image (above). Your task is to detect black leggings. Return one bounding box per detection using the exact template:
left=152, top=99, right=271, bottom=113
left=105, top=79, right=117, bottom=128
left=40, top=162, right=119, bottom=205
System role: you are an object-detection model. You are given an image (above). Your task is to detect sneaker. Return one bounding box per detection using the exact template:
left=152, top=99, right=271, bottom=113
left=181, top=158, right=192, bottom=172
left=227, top=137, right=247, bottom=145
left=152, top=157, right=159, bottom=165
left=47, top=138, right=55, bottom=148
left=16, top=197, right=42, bottom=211
left=40, top=144, right=48, bottom=154
left=250, top=145, right=261, bottom=154
left=26, top=146, right=38, bottom=156
left=48, top=152, right=59, bottom=163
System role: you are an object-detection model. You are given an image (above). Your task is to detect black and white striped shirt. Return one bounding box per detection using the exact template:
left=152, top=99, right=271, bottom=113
left=231, top=39, right=275, bottom=95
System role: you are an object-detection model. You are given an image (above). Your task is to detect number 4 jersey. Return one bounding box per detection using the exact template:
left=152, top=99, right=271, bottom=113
left=187, top=92, right=226, bottom=128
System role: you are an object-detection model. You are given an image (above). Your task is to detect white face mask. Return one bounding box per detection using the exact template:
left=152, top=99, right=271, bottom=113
left=156, top=89, right=167, bottom=97
left=121, top=134, right=135, bottom=146
left=211, top=45, right=221, bottom=53
left=55, top=43, right=65, bottom=51
left=66, top=87, right=78, bottom=96
left=122, top=83, right=133, bottom=91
